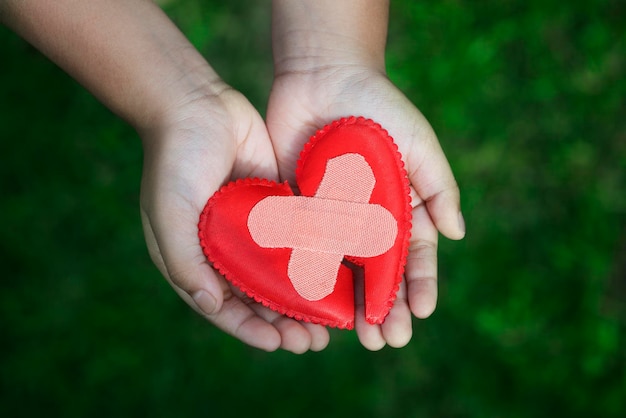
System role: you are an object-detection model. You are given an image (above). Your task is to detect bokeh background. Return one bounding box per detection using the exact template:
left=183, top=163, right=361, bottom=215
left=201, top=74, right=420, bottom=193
left=1, top=1, right=624, bottom=417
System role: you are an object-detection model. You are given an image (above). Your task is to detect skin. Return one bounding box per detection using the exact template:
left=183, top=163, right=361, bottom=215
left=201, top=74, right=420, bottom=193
left=1, top=0, right=464, bottom=353
left=269, top=0, right=465, bottom=350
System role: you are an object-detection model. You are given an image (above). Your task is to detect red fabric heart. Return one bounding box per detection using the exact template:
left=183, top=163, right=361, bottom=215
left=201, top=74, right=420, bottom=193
left=198, top=116, right=412, bottom=329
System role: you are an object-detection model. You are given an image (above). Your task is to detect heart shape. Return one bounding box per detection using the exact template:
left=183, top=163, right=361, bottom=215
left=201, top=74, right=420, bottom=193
left=198, top=117, right=412, bottom=329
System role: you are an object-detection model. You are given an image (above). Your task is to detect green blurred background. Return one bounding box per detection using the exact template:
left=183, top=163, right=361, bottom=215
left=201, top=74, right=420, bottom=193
left=1, top=0, right=624, bottom=416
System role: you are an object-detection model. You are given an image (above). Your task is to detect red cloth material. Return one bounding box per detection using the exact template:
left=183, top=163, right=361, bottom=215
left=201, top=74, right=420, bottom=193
left=198, top=116, right=412, bottom=329
left=248, top=153, right=398, bottom=301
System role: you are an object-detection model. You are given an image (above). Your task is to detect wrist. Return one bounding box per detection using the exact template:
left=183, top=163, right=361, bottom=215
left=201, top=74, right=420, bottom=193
left=2, top=0, right=229, bottom=134
left=271, top=0, right=388, bottom=76
left=132, top=50, right=229, bottom=134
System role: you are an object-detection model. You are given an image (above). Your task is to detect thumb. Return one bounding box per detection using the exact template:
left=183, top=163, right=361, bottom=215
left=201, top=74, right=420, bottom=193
left=141, top=203, right=225, bottom=316
left=406, top=127, right=465, bottom=241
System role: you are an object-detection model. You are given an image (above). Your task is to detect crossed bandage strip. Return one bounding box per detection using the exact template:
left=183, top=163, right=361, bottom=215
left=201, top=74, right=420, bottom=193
left=247, top=153, right=399, bottom=301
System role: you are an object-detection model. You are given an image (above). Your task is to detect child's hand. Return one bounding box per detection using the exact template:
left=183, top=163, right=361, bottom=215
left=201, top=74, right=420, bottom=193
left=139, top=87, right=330, bottom=353
left=268, top=0, right=464, bottom=350
left=267, top=65, right=465, bottom=350
left=2, top=0, right=330, bottom=353
left=5, top=0, right=462, bottom=352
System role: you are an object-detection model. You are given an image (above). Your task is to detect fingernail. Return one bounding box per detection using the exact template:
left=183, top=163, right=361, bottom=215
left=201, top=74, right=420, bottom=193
left=192, top=290, right=217, bottom=315
left=458, top=211, right=466, bottom=235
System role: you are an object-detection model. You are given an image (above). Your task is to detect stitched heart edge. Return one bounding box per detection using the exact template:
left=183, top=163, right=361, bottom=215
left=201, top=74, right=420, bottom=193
left=198, top=178, right=355, bottom=329
left=296, top=116, right=412, bottom=324
left=198, top=116, right=412, bottom=328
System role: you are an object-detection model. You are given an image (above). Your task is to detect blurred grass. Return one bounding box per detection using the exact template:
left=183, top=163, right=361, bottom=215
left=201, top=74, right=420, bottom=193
left=1, top=1, right=625, bottom=417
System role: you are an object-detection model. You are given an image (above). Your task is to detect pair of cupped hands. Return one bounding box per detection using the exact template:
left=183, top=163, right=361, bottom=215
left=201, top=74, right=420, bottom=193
left=139, top=63, right=465, bottom=353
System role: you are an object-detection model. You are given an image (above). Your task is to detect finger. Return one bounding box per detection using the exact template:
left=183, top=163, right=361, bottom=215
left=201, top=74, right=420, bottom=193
left=425, top=183, right=465, bottom=241
left=244, top=297, right=315, bottom=354
left=231, top=113, right=280, bottom=182
left=205, top=288, right=282, bottom=352
left=144, top=218, right=283, bottom=351
left=406, top=124, right=465, bottom=241
left=142, top=201, right=225, bottom=314
left=353, top=266, right=386, bottom=351
left=355, top=317, right=386, bottom=351
left=246, top=297, right=330, bottom=353
left=141, top=208, right=224, bottom=313
left=301, top=322, right=331, bottom=351
left=380, top=279, right=413, bottom=348
left=271, top=316, right=313, bottom=354
left=406, top=200, right=440, bottom=319
left=150, top=208, right=291, bottom=352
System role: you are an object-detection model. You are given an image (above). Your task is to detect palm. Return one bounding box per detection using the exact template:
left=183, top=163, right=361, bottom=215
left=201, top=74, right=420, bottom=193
left=267, top=70, right=463, bottom=350
left=140, top=91, right=329, bottom=353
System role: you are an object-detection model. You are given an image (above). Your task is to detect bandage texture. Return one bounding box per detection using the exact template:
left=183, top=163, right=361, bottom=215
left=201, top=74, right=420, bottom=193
left=247, top=154, right=398, bottom=300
